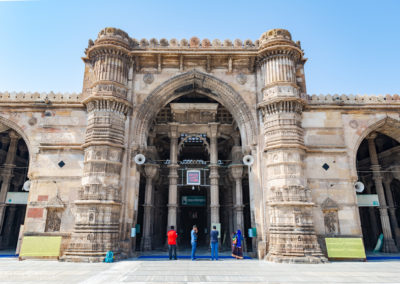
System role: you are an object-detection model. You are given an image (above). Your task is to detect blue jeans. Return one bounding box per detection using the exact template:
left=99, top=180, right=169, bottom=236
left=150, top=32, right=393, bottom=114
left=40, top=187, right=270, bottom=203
left=191, top=241, right=197, bottom=260
left=168, top=245, right=177, bottom=260
left=211, top=242, right=218, bottom=260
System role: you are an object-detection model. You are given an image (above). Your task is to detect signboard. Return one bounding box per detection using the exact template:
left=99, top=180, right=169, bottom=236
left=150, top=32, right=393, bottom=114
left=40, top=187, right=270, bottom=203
left=357, top=194, right=380, bottom=207
left=325, top=238, right=366, bottom=259
left=20, top=236, right=62, bottom=257
left=211, top=223, right=221, bottom=238
left=182, top=195, right=206, bottom=206
left=6, top=192, right=29, bottom=205
left=187, top=170, right=201, bottom=185
left=135, top=224, right=140, bottom=234
left=248, top=227, right=257, bottom=238
left=131, top=228, right=136, bottom=237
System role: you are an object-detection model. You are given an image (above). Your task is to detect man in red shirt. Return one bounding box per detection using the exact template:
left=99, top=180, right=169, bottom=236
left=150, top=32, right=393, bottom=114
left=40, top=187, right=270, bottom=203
left=167, top=225, right=178, bottom=260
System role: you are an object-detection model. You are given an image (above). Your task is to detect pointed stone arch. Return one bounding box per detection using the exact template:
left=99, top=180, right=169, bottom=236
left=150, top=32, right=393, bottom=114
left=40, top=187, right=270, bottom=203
left=0, top=116, right=33, bottom=177
left=351, top=116, right=400, bottom=178
left=131, top=70, right=258, bottom=150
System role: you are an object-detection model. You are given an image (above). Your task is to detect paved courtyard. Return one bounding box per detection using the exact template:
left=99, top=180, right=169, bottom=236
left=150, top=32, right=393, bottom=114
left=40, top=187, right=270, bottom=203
left=0, top=257, right=399, bottom=284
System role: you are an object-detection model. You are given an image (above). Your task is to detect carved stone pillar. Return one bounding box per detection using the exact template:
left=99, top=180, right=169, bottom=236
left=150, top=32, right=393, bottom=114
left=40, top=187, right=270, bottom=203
left=364, top=181, right=379, bottom=242
left=65, top=28, right=133, bottom=262
left=257, top=29, right=325, bottom=263
left=366, top=133, right=398, bottom=252
left=2, top=205, right=17, bottom=247
left=230, top=164, right=244, bottom=232
left=209, top=123, right=220, bottom=225
left=167, top=123, right=179, bottom=230
left=0, top=131, right=19, bottom=234
left=382, top=173, right=400, bottom=247
left=141, top=164, right=159, bottom=251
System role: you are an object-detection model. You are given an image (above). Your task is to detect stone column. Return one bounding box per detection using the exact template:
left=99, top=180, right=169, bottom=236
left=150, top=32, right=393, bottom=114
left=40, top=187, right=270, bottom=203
left=167, top=123, right=179, bottom=230
left=65, top=28, right=133, bottom=262
left=141, top=164, right=159, bottom=251
left=257, top=29, right=325, bottom=263
left=0, top=131, right=19, bottom=234
left=2, top=205, right=17, bottom=247
left=366, top=133, right=398, bottom=252
left=230, top=164, right=244, bottom=232
left=364, top=181, right=379, bottom=243
left=209, top=123, right=220, bottom=225
left=382, top=174, right=400, bottom=247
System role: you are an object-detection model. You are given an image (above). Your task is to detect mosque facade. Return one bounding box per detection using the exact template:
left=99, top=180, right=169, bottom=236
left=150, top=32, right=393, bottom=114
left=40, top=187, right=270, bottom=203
left=0, top=28, right=399, bottom=263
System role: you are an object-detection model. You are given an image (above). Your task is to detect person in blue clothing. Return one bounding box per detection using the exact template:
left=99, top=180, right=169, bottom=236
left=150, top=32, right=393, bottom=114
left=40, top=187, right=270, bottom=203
left=191, top=225, right=198, bottom=260
left=210, top=225, right=219, bottom=260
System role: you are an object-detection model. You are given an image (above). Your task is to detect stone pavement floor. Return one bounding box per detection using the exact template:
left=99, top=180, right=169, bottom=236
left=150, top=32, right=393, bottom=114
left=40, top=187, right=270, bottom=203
left=0, top=257, right=399, bottom=284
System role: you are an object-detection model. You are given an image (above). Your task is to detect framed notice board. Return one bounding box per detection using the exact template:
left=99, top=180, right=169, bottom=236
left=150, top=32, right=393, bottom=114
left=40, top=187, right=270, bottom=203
left=325, top=238, right=366, bottom=260
left=20, top=236, right=62, bottom=258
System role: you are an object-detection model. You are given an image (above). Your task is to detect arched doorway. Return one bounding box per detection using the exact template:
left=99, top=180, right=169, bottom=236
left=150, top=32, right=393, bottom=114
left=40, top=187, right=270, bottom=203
left=0, top=128, right=29, bottom=253
left=356, top=131, right=400, bottom=252
left=134, top=88, right=253, bottom=253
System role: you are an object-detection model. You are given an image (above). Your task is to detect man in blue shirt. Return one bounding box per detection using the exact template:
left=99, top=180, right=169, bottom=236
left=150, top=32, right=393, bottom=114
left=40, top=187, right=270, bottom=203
left=210, top=225, right=219, bottom=260
left=191, top=225, right=198, bottom=260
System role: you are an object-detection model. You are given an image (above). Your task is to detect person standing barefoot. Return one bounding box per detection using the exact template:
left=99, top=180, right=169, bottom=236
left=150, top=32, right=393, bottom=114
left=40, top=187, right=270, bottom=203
left=191, top=225, right=198, bottom=260
left=167, top=226, right=178, bottom=260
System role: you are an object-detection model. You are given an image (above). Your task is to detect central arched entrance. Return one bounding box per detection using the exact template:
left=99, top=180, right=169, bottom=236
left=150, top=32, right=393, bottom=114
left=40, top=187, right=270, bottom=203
left=132, top=71, right=257, bottom=253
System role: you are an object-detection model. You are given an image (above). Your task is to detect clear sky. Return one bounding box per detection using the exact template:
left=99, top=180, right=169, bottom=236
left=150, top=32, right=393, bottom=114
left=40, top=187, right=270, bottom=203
left=0, top=0, right=399, bottom=95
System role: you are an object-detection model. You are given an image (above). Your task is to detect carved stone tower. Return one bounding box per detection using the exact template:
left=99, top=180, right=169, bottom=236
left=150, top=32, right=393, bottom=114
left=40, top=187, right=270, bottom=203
left=257, top=29, right=326, bottom=263
left=65, top=28, right=132, bottom=261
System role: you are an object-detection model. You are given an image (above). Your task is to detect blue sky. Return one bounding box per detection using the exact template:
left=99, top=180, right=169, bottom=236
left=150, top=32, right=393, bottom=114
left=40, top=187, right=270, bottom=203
left=0, top=0, right=399, bottom=95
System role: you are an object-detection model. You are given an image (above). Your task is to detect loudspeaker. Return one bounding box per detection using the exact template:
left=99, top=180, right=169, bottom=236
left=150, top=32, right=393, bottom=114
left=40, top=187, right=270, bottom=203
left=134, top=154, right=146, bottom=165
left=243, top=155, right=254, bottom=166
left=354, top=181, right=365, bottom=193
left=22, top=180, right=31, bottom=192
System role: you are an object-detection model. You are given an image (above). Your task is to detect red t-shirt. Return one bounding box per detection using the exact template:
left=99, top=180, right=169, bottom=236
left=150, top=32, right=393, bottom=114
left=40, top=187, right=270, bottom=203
left=167, top=230, right=178, bottom=245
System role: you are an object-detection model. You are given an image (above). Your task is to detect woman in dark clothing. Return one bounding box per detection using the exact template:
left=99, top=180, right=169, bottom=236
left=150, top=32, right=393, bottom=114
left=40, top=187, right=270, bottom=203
left=231, top=229, right=243, bottom=259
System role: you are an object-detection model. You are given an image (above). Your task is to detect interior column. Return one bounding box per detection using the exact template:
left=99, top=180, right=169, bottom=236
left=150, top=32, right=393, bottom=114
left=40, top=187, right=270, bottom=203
left=383, top=174, right=400, bottom=247
left=230, top=164, right=244, bottom=233
left=0, top=131, right=19, bottom=235
left=141, top=163, right=159, bottom=251
left=367, top=133, right=398, bottom=252
left=209, top=123, right=220, bottom=225
left=167, top=123, right=179, bottom=231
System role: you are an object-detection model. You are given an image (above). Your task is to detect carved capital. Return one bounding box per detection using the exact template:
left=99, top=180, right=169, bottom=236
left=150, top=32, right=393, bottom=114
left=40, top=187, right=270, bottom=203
left=168, top=122, right=180, bottom=139
left=366, top=132, right=378, bottom=140
left=8, top=130, right=20, bottom=140
left=144, top=163, right=159, bottom=180
left=230, top=164, right=243, bottom=180
left=208, top=122, right=220, bottom=138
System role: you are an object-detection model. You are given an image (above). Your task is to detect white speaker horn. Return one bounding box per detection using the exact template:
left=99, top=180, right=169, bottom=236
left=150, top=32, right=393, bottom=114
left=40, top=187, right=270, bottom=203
left=354, top=181, right=365, bottom=193
left=22, top=180, right=31, bottom=192
left=134, top=154, right=146, bottom=165
left=243, top=155, right=254, bottom=166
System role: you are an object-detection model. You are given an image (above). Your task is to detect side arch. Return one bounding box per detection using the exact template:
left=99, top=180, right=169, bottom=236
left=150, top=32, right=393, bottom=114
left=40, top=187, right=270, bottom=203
left=131, top=70, right=258, bottom=150
left=350, top=116, right=400, bottom=178
left=0, top=116, right=33, bottom=177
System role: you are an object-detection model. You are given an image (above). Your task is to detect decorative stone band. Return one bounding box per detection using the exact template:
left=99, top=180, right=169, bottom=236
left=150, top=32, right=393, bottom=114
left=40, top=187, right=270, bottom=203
left=257, top=45, right=303, bottom=63
left=307, top=94, right=400, bottom=105
left=0, top=92, right=81, bottom=104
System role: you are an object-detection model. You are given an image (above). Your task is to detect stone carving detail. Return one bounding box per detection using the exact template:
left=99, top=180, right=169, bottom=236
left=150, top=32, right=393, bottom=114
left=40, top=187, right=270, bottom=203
left=45, top=208, right=62, bottom=232
left=236, top=73, right=247, bottom=85
left=349, top=120, right=359, bottom=129
left=321, top=197, right=340, bottom=235
left=143, top=73, right=154, bottom=85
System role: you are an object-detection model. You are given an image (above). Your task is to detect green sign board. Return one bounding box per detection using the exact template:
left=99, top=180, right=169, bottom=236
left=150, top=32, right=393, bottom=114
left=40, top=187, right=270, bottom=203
left=182, top=195, right=206, bottom=206
left=325, top=238, right=366, bottom=259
